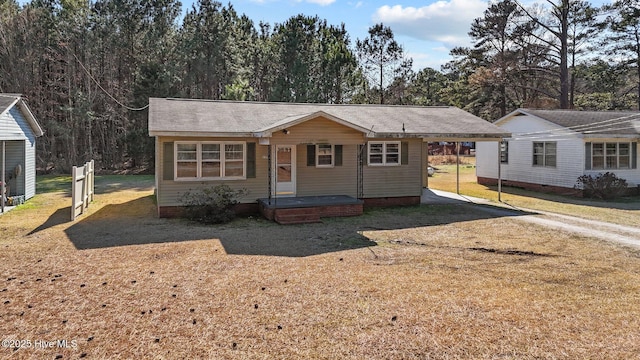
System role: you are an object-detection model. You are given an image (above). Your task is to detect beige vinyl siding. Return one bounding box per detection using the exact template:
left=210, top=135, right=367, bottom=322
left=296, top=144, right=358, bottom=197
left=269, top=116, right=366, bottom=145
left=156, top=119, right=425, bottom=206
left=363, top=138, right=423, bottom=198
left=157, top=136, right=269, bottom=206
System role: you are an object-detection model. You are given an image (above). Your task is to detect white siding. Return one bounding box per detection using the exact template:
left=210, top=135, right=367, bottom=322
left=476, top=114, right=586, bottom=188
left=478, top=114, right=640, bottom=188
left=1, top=106, right=37, bottom=199
left=475, top=141, right=499, bottom=179
left=1, top=107, right=30, bottom=140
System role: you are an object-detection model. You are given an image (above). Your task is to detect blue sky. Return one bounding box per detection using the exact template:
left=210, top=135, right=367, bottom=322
left=181, top=0, right=612, bottom=71
left=184, top=0, right=492, bottom=70
left=18, top=0, right=612, bottom=71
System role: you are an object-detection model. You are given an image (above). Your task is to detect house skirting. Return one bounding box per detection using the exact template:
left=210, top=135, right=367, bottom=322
left=477, top=177, right=583, bottom=196
left=362, top=196, right=421, bottom=208
left=158, top=203, right=259, bottom=219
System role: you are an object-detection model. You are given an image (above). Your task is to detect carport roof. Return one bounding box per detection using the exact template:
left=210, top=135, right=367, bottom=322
left=148, top=98, right=510, bottom=140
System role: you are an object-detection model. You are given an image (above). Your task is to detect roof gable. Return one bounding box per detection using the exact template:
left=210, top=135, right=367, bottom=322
left=498, top=108, right=640, bottom=137
left=0, top=94, right=44, bottom=138
left=253, top=110, right=372, bottom=137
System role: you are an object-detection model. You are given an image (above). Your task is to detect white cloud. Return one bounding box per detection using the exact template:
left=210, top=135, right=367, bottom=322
left=373, top=0, right=488, bottom=48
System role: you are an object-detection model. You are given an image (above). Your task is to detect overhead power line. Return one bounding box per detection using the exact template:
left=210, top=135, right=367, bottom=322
left=510, top=112, right=640, bottom=138
left=68, top=47, right=149, bottom=111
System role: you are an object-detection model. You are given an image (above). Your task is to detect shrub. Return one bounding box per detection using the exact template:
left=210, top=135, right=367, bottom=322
left=180, top=184, right=248, bottom=224
left=575, top=172, right=628, bottom=200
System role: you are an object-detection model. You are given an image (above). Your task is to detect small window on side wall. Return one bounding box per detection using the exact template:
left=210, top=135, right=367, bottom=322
left=533, top=141, right=556, bottom=167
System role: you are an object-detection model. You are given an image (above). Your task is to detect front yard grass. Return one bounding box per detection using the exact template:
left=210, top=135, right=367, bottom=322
left=0, top=175, right=639, bottom=358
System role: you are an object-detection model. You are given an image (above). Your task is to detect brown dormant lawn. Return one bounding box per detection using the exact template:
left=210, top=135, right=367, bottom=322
left=428, top=157, right=640, bottom=228
left=1, top=176, right=639, bottom=359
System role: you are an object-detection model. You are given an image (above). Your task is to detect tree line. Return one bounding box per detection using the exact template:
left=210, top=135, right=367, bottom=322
left=0, top=0, right=637, bottom=172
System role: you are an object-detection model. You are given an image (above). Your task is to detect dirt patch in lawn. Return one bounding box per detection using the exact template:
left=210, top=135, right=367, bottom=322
left=1, top=177, right=640, bottom=359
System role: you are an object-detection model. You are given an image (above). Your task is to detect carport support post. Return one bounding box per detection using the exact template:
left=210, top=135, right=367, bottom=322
left=1, top=140, right=5, bottom=213
left=497, top=140, right=502, bottom=202
left=456, top=141, right=460, bottom=194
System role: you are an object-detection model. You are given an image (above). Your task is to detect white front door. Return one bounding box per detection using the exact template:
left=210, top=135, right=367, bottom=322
left=274, top=145, right=296, bottom=196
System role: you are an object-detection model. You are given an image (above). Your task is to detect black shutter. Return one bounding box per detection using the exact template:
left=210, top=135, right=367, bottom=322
left=163, top=142, right=174, bottom=180
left=335, top=145, right=343, bottom=166
left=246, top=142, right=256, bottom=178
left=307, top=145, right=315, bottom=166
left=632, top=142, right=637, bottom=169
left=584, top=142, right=591, bottom=170
left=401, top=141, right=409, bottom=165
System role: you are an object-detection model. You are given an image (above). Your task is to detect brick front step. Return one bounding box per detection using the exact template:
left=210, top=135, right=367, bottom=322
left=261, top=203, right=364, bottom=224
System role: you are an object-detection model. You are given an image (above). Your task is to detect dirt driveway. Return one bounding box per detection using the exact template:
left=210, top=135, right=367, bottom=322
left=423, top=189, right=640, bottom=249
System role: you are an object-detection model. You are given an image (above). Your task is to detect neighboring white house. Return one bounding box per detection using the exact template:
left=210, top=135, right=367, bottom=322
left=476, top=109, right=640, bottom=195
left=1, top=93, right=44, bottom=212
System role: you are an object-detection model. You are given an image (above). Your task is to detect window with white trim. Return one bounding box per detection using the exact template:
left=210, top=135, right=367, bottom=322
left=175, top=141, right=245, bottom=180
left=368, top=141, right=400, bottom=166
left=592, top=142, right=631, bottom=170
left=533, top=142, right=556, bottom=167
left=316, top=144, right=334, bottom=167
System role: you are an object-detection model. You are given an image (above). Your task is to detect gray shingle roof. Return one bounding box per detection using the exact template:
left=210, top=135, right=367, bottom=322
left=149, top=98, right=509, bottom=139
left=0, top=94, right=20, bottom=114
left=0, top=94, right=44, bottom=138
left=519, top=109, right=640, bottom=136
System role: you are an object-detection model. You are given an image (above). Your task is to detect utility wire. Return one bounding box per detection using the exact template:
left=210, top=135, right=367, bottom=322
left=68, top=47, right=149, bottom=111
left=509, top=112, right=640, bottom=137
left=510, top=125, right=640, bottom=141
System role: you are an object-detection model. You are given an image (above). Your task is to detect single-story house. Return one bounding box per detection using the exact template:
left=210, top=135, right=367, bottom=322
left=1, top=93, right=44, bottom=213
left=149, top=98, right=509, bottom=223
left=476, top=108, right=640, bottom=195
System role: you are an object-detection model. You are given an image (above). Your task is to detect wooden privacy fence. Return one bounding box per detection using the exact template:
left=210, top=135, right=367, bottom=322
left=71, top=160, right=95, bottom=220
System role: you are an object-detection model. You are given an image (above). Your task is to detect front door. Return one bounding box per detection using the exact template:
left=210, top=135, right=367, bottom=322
left=274, top=145, right=296, bottom=196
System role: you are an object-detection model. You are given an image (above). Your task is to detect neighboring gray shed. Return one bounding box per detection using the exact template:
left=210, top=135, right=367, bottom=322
left=1, top=94, right=44, bottom=213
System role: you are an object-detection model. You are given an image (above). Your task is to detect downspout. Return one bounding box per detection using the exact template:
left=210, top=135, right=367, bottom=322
left=267, top=144, right=272, bottom=205
left=423, top=141, right=429, bottom=188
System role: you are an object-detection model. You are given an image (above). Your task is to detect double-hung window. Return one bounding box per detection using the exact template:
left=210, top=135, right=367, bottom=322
left=592, top=142, right=631, bottom=170
left=532, top=142, right=556, bottom=167
left=368, top=141, right=400, bottom=166
left=316, top=144, right=334, bottom=167
left=175, top=141, right=245, bottom=180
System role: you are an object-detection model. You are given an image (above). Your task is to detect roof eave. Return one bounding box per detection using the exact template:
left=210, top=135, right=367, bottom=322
left=582, top=133, right=640, bottom=139
left=17, top=100, right=44, bottom=137
left=371, top=132, right=511, bottom=140
left=149, top=131, right=255, bottom=138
